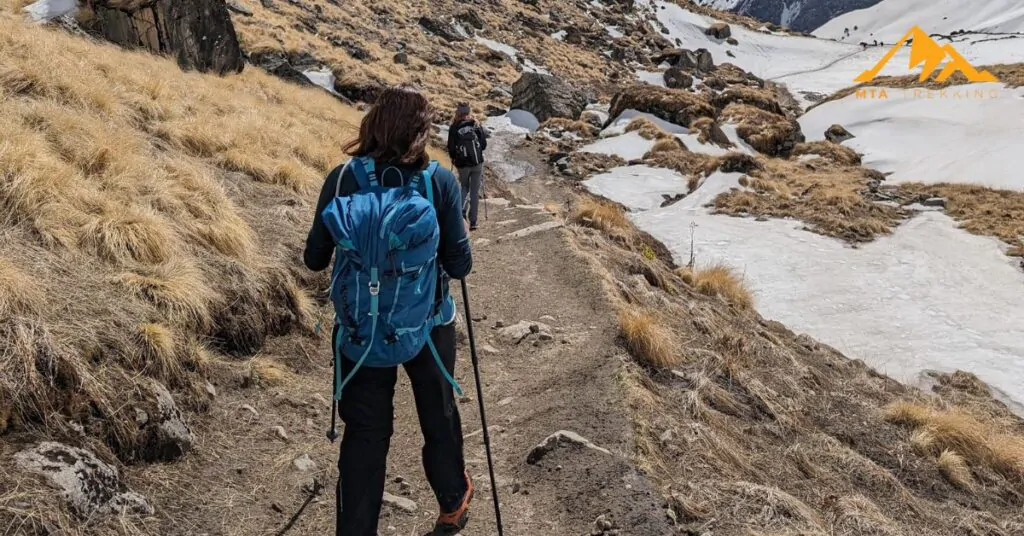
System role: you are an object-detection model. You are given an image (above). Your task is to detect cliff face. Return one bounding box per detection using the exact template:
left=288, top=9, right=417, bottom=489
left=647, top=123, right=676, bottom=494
left=81, top=0, right=244, bottom=74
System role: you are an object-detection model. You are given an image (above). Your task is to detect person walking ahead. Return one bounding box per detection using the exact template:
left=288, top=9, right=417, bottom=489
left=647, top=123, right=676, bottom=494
left=304, top=85, right=475, bottom=536
left=447, top=103, right=488, bottom=231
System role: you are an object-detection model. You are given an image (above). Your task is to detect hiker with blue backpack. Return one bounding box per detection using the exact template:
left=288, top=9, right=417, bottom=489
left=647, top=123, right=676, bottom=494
left=448, top=102, right=488, bottom=231
left=303, top=85, right=476, bottom=536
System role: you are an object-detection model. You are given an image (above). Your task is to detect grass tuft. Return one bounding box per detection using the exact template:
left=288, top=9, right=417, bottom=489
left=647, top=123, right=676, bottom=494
left=678, top=264, right=754, bottom=309
left=572, top=198, right=634, bottom=237
left=618, top=305, right=678, bottom=368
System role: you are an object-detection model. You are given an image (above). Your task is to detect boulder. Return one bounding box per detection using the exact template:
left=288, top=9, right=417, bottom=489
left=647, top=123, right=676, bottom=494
left=382, top=492, right=418, bottom=513
left=825, top=124, right=855, bottom=144
left=418, top=16, right=466, bottom=42
left=705, top=22, right=732, bottom=40
left=495, top=321, right=552, bottom=345
left=15, top=442, right=154, bottom=518
left=663, top=67, right=693, bottom=90
left=608, top=85, right=715, bottom=129
left=653, top=48, right=714, bottom=73
left=580, top=111, right=605, bottom=129
left=455, top=9, right=485, bottom=30
left=333, top=74, right=385, bottom=103
left=249, top=50, right=316, bottom=86
left=510, top=73, right=589, bottom=122
left=137, top=380, right=196, bottom=462
left=81, top=0, right=244, bottom=75
left=526, top=430, right=612, bottom=464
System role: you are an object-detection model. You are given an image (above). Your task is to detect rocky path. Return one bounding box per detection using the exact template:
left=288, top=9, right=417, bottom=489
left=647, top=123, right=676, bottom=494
left=129, top=154, right=673, bottom=536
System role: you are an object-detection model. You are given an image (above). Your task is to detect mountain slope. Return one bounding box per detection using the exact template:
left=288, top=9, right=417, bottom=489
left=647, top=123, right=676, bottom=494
left=695, top=0, right=885, bottom=32
left=815, top=0, right=1024, bottom=42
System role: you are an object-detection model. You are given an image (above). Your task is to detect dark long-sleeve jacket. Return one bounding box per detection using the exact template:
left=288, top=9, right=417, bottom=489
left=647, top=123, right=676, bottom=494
left=447, top=120, right=488, bottom=167
left=304, top=161, right=472, bottom=305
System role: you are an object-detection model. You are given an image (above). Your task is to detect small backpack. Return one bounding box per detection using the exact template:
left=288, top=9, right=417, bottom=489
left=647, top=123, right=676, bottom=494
left=454, top=123, right=483, bottom=166
left=320, top=156, right=462, bottom=400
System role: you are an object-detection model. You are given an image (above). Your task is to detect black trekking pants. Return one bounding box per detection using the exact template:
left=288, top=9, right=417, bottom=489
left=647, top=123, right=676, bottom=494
left=334, top=324, right=467, bottom=536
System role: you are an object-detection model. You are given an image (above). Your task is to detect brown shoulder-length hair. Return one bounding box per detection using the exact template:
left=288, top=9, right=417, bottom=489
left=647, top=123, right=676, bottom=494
left=344, top=85, right=433, bottom=168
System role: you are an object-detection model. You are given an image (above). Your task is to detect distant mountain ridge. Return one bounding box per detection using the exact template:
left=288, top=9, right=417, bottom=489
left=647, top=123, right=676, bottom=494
left=694, top=0, right=884, bottom=32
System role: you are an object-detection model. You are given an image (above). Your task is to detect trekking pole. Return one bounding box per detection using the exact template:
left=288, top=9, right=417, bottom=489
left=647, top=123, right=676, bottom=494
left=459, top=278, right=505, bottom=536
left=327, top=343, right=340, bottom=443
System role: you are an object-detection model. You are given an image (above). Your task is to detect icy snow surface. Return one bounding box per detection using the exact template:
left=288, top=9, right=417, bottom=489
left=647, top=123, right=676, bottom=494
left=587, top=166, right=1024, bottom=409
left=302, top=69, right=342, bottom=97
left=800, top=83, right=1024, bottom=190
left=23, top=0, right=76, bottom=21
left=584, top=166, right=693, bottom=211
left=475, top=37, right=551, bottom=75
left=483, top=115, right=535, bottom=182
left=580, top=132, right=655, bottom=161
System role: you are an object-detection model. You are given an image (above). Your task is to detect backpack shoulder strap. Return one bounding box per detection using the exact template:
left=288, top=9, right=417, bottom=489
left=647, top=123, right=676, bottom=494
left=344, top=157, right=378, bottom=194
left=408, top=161, right=440, bottom=206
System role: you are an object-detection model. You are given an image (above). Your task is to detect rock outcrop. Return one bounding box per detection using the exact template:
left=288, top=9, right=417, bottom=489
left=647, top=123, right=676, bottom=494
left=663, top=67, right=694, bottom=90
left=653, top=48, right=715, bottom=73
left=510, top=73, right=589, bottom=123
left=705, top=22, right=732, bottom=40
left=825, top=124, right=856, bottom=144
left=80, top=0, right=244, bottom=74
left=136, top=380, right=196, bottom=462
left=608, top=85, right=716, bottom=129
left=15, top=442, right=153, bottom=518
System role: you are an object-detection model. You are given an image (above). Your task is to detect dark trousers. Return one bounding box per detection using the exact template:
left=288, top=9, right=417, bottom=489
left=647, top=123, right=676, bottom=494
left=457, top=164, right=484, bottom=226
left=334, top=324, right=467, bottom=536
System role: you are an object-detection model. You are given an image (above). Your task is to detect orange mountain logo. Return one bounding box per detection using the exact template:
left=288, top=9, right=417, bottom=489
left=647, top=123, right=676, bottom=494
left=855, top=26, right=998, bottom=83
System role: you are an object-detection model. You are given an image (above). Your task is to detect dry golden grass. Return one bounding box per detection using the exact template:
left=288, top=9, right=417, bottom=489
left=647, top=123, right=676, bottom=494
left=540, top=118, right=600, bottom=139
left=678, top=264, right=754, bottom=309
left=625, top=117, right=673, bottom=140
left=793, top=141, right=861, bottom=166
left=713, top=158, right=902, bottom=243
left=618, top=305, right=678, bottom=368
left=712, top=86, right=784, bottom=115
left=647, top=137, right=688, bottom=156
left=572, top=198, right=635, bottom=237
left=0, top=10, right=463, bottom=463
left=898, top=183, right=1024, bottom=256
left=937, top=449, right=976, bottom=491
left=884, top=401, right=1024, bottom=481
left=721, top=103, right=802, bottom=157
left=609, top=84, right=716, bottom=129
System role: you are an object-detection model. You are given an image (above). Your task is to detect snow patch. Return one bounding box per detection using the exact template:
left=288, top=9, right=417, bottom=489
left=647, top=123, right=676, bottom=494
left=799, top=83, right=1024, bottom=190
left=637, top=70, right=668, bottom=87
left=815, top=0, right=1024, bottom=43
left=552, top=30, right=567, bottom=41
left=584, top=166, right=691, bottom=212
left=504, top=109, right=540, bottom=132
left=580, top=132, right=656, bottom=162
left=475, top=37, right=551, bottom=75
left=633, top=208, right=1024, bottom=409
left=302, top=68, right=341, bottom=97
left=23, top=0, right=76, bottom=21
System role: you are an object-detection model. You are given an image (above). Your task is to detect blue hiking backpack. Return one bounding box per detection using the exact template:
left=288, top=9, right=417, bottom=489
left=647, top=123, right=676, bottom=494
left=320, top=156, right=462, bottom=400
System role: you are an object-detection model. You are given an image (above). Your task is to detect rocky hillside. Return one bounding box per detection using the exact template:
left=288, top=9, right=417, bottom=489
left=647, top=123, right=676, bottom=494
left=4, top=0, right=1024, bottom=534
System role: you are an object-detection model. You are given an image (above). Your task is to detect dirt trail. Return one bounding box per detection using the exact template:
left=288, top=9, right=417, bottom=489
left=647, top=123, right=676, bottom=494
left=129, top=151, right=673, bottom=535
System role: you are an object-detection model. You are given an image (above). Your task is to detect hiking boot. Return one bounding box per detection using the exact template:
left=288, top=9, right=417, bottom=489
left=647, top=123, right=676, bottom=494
left=469, top=224, right=478, bottom=232
left=433, top=472, right=474, bottom=535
